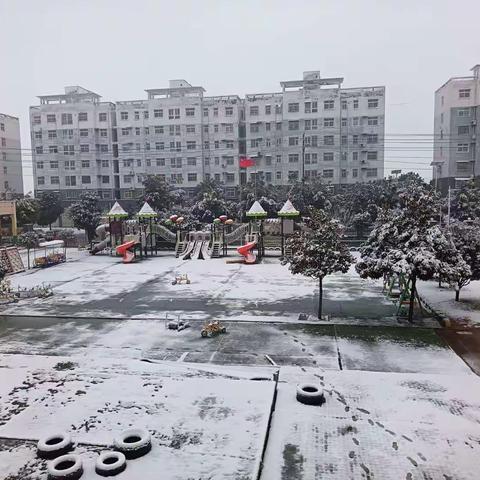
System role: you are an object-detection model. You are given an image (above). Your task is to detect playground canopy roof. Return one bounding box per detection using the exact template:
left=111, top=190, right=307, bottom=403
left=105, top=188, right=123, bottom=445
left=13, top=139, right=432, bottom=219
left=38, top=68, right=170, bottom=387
left=246, top=201, right=267, bottom=218
left=107, top=201, right=128, bottom=219
left=138, top=202, right=157, bottom=218
left=278, top=199, right=300, bottom=217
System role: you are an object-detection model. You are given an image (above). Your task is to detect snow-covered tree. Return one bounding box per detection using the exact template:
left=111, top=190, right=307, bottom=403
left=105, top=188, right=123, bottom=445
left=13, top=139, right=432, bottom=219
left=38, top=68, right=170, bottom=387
left=16, top=197, right=39, bottom=226
left=284, top=209, right=353, bottom=319
left=356, top=184, right=468, bottom=322
left=69, top=192, right=102, bottom=243
left=450, top=180, right=480, bottom=221
left=142, top=175, right=175, bottom=211
left=449, top=220, right=480, bottom=300
left=37, top=192, right=64, bottom=229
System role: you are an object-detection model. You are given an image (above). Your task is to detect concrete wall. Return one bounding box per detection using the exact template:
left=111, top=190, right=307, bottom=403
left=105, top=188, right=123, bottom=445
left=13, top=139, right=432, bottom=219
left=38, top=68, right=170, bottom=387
left=0, top=113, right=23, bottom=197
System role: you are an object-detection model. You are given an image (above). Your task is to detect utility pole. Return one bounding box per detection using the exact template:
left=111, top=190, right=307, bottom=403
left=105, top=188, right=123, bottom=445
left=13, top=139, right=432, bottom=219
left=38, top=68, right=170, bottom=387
left=301, top=132, right=305, bottom=183
left=447, top=185, right=451, bottom=228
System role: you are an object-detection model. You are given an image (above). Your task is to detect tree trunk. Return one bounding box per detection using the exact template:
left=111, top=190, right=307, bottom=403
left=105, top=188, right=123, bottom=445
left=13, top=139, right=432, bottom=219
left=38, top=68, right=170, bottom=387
left=455, top=288, right=460, bottom=302
left=318, top=276, right=323, bottom=319
left=408, top=273, right=416, bottom=323
left=438, top=278, right=441, bottom=288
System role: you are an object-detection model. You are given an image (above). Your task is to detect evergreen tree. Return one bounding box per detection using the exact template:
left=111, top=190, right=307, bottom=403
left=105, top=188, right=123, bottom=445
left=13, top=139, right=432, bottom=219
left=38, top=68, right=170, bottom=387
left=69, top=192, right=102, bottom=242
left=356, top=184, right=468, bottom=322
left=16, top=197, right=39, bottom=226
left=284, top=209, right=353, bottom=319
left=142, top=175, right=174, bottom=211
left=450, top=180, right=480, bottom=221
left=37, top=192, right=64, bottom=229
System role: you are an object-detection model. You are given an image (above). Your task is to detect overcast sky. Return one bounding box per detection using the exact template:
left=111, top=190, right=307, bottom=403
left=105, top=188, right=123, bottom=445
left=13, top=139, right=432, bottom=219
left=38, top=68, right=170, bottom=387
left=1, top=0, right=479, bottom=193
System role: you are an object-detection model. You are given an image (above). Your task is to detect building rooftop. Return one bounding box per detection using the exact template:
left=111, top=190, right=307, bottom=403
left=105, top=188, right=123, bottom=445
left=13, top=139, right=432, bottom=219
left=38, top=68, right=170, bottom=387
left=37, top=86, right=102, bottom=104
left=0, top=113, right=19, bottom=121
left=280, top=71, right=343, bottom=91
left=145, top=79, right=206, bottom=99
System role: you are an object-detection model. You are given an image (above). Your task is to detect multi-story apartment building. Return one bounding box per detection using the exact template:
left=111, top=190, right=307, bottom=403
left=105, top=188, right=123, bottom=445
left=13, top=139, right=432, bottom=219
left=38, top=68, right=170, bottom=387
left=0, top=113, right=23, bottom=198
left=433, top=65, right=480, bottom=192
left=245, top=71, right=385, bottom=186
left=30, top=72, right=385, bottom=208
left=30, top=86, right=117, bottom=207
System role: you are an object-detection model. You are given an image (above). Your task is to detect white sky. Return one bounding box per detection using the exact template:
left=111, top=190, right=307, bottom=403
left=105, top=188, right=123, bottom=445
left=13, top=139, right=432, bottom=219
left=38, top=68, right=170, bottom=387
left=1, top=0, right=479, bottom=193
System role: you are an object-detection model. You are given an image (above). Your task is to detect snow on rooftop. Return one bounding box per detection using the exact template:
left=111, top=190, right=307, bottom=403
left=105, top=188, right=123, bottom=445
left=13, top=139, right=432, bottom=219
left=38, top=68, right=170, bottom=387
left=246, top=201, right=267, bottom=217
left=138, top=201, right=157, bottom=217
left=278, top=199, right=300, bottom=217
left=107, top=201, right=128, bottom=218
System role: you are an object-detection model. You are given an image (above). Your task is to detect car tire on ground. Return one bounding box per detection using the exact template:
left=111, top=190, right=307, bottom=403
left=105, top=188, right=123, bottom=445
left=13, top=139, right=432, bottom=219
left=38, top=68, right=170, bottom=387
left=47, top=453, right=83, bottom=480
left=201, top=330, right=208, bottom=337
left=296, top=383, right=325, bottom=406
left=113, top=428, right=151, bottom=459
left=95, top=451, right=127, bottom=477
left=37, top=433, right=73, bottom=459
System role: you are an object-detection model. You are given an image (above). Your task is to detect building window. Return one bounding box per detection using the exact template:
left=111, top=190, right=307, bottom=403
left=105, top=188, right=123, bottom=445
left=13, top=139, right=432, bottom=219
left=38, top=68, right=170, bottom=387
left=102, top=176, right=110, bottom=184
left=34, top=146, right=43, bottom=154
left=48, top=130, right=57, bottom=139
left=324, top=100, right=334, bottom=110
left=99, top=129, right=108, bottom=137
left=225, top=106, right=233, bottom=116
left=37, top=176, right=45, bottom=185
left=99, top=144, right=108, bottom=152
left=250, top=124, right=260, bottom=133
left=366, top=168, right=377, bottom=177
left=341, top=118, right=347, bottom=127
left=81, top=175, right=91, bottom=184
left=50, top=176, right=59, bottom=185
left=122, top=159, right=133, bottom=168
left=341, top=100, right=347, bottom=110
left=80, top=144, right=89, bottom=153
left=134, top=111, right=140, bottom=120
left=225, top=124, right=233, bottom=133
left=324, top=118, right=334, bottom=127
left=353, top=135, right=359, bottom=145
left=250, top=106, right=259, bottom=116
left=368, top=99, right=379, bottom=108
left=289, top=137, right=299, bottom=146
left=155, top=142, right=164, bottom=151
left=352, top=117, right=359, bottom=126
left=61, top=113, right=73, bottom=125
left=167, top=108, right=179, bottom=120
left=45, top=114, right=55, bottom=123
left=64, top=160, right=76, bottom=170
left=323, top=169, right=334, bottom=178
left=288, top=121, right=299, bottom=131
left=265, top=105, right=271, bottom=115
left=186, top=141, right=196, bottom=150
left=305, top=101, right=318, bottom=114
left=265, top=122, right=271, bottom=132
left=458, top=125, right=469, bottom=135
left=185, top=107, right=195, bottom=117
left=99, top=112, right=107, bottom=122
left=81, top=159, right=90, bottom=168
left=154, top=109, right=163, bottom=118
left=33, top=115, right=41, bottom=125
left=367, top=117, right=378, bottom=126
left=459, top=89, right=471, bottom=98
left=367, top=151, right=378, bottom=160
left=323, top=152, right=334, bottom=161
left=101, top=159, right=109, bottom=168
left=341, top=169, right=347, bottom=178
left=458, top=109, right=470, bottom=117
left=324, top=136, right=334, bottom=145
left=186, top=124, right=196, bottom=134
left=123, top=175, right=133, bottom=184
left=341, top=135, right=347, bottom=145
left=288, top=154, right=299, bottom=163
left=187, top=173, right=198, bottom=182
left=65, top=176, right=76, bottom=186
left=367, top=134, right=378, bottom=144
left=187, top=157, right=197, bottom=166
left=50, top=160, right=59, bottom=168
left=457, top=143, right=469, bottom=153
left=352, top=152, right=358, bottom=161
left=276, top=122, right=282, bottom=131
left=353, top=99, right=359, bottom=109
left=119, top=112, right=128, bottom=120
left=36, top=161, right=44, bottom=169
left=49, top=145, right=58, bottom=154
left=213, top=107, right=218, bottom=117
left=288, top=103, right=299, bottom=113
left=276, top=155, right=282, bottom=164
left=276, top=171, right=282, bottom=180
left=155, top=158, right=165, bottom=167
left=79, top=129, right=89, bottom=137
left=78, top=112, right=88, bottom=121
left=225, top=140, right=234, bottom=149
left=34, top=131, right=42, bottom=139
left=171, top=173, right=183, bottom=184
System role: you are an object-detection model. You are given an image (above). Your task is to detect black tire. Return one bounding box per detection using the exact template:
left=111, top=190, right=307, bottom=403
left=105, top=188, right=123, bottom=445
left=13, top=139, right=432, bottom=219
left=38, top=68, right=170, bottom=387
left=296, top=384, right=325, bottom=406
left=47, top=454, right=83, bottom=480
left=221, top=327, right=226, bottom=333
left=37, top=433, right=73, bottom=460
left=114, top=428, right=152, bottom=460
left=95, top=451, right=127, bottom=477
left=201, top=330, right=208, bottom=337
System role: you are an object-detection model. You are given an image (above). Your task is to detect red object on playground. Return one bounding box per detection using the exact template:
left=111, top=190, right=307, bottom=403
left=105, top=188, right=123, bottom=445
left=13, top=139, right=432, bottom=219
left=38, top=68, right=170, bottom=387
left=237, top=241, right=257, bottom=264
left=116, top=240, right=136, bottom=263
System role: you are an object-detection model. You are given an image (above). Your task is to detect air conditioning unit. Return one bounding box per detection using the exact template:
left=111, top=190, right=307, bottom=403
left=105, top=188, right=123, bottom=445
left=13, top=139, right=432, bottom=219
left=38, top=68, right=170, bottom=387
left=471, top=120, right=477, bottom=125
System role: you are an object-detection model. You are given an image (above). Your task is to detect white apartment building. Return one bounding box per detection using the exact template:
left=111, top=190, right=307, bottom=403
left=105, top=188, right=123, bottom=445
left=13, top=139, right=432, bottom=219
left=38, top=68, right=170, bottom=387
left=433, top=65, right=480, bottom=192
left=30, top=73, right=385, bottom=208
left=0, top=113, right=24, bottom=198
left=245, top=71, right=385, bottom=186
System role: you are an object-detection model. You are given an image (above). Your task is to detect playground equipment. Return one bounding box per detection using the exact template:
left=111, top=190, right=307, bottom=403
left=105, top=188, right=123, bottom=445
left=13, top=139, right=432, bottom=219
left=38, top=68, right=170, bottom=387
left=165, top=315, right=189, bottom=331
left=0, top=247, right=25, bottom=274
left=90, top=223, right=110, bottom=254
left=278, top=199, right=300, bottom=257
left=33, top=240, right=66, bottom=268
left=171, top=273, right=190, bottom=285
left=384, top=273, right=426, bottom=319
left=181, top=231, right=212, bottom=260
left=237, top=240, right=257, bottom=264
left=116, top=240, right=137, bottom=263
left=201, top=320, right=227, bottom=337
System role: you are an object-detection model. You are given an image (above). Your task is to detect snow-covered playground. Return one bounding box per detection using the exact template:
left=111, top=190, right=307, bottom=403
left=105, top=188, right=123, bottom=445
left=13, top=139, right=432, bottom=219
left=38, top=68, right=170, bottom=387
left=1, top=249, right=480, bottom=479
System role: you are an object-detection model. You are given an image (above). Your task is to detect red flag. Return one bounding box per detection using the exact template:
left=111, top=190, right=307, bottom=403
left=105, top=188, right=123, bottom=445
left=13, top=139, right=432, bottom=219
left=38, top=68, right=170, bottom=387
left=239, top=156, right=255, bottom=168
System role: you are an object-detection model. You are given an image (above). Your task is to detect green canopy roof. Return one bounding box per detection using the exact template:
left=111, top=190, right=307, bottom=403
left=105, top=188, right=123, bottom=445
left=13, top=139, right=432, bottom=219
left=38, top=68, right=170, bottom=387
left=246, top=201, right=267, bottom=218
left=107, top=201, right=128, bottom=219
left=137, top=202, right=157, bottom=218
left=278, top=199, right=300, bottom=217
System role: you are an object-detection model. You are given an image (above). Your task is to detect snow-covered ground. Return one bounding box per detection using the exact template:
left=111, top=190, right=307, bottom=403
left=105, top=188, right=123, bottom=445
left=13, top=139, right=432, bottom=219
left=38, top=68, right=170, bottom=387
left=2, top=250, right=402, bottom=324
left=418, top=279, right=480, bottom=326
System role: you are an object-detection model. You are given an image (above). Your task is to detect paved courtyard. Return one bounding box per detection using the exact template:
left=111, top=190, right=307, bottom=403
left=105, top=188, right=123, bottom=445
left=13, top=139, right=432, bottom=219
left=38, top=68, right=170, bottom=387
left=1, top=250, right=480, bottom=479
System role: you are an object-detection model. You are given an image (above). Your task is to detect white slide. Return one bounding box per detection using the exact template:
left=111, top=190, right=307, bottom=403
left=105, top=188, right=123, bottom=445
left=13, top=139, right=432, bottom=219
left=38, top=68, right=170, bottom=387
left=181, top=241, right=196, bottom=260
left=201, top=241, right=210, bottom=260
left=192, top=241, right=204, bottom=260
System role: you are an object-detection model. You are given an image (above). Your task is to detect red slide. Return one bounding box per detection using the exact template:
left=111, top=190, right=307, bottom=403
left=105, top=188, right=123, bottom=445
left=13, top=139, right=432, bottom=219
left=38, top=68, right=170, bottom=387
left=237, top=241, right=257, bottom=264
left=116, top=240, right=137, bottom=263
